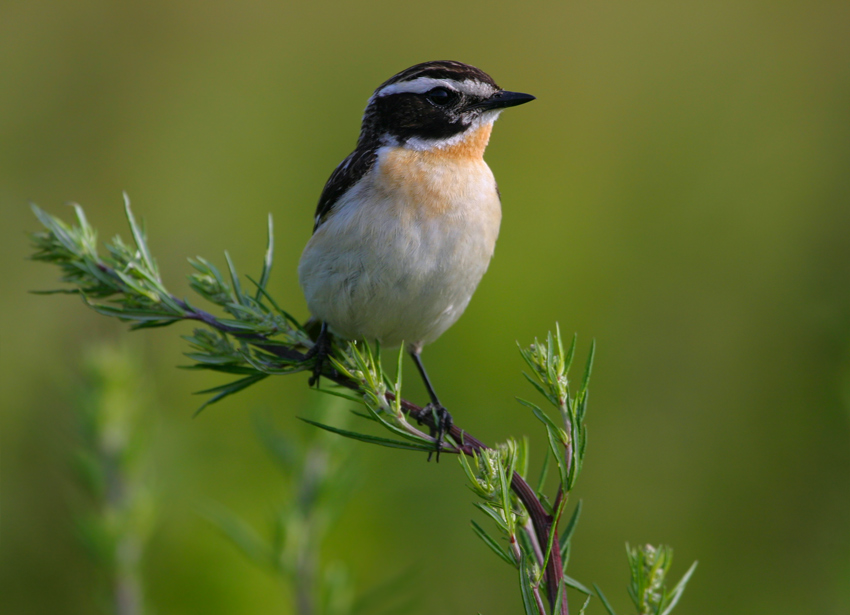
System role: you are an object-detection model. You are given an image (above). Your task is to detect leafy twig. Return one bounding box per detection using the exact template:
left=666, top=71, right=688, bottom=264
left=31, top=198, right=695, bottom=615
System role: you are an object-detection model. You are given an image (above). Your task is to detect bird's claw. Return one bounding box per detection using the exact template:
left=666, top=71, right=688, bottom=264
left=423, top=403, right=453, bottom=462
left=304, top=324, right=334, bottom=387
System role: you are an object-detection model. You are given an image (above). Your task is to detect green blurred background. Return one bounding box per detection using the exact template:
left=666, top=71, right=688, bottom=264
left=2, top=1, right=849, bottom=613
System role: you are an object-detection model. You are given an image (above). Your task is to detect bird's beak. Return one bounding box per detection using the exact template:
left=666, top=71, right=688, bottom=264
left=472, top=90, right=536, bottom=111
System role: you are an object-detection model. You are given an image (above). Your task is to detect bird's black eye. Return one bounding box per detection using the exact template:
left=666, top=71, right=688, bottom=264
left=425, top=87, right=454, bottom=106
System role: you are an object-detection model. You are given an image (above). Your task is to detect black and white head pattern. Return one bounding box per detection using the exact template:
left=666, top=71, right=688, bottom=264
left=312, top=61, right=507, bottom=231
left=361, top=60, right=501, bottom=148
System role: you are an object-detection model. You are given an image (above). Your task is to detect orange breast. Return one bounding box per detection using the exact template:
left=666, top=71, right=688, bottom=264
left=377, top=123, right=496, bottom=219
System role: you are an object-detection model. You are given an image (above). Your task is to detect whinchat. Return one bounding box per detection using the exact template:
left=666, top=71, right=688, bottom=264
left=298, top=60, right=534, bottom=452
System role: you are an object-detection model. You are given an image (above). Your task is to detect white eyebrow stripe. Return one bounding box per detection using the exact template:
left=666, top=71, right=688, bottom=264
left=374, top=77, right=497, bottom=99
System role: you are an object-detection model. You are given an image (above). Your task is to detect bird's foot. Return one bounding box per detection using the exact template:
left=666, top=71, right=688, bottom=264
left=421, top=403, right=453, bottom=462
left=303, top=324, right=334, bottom=387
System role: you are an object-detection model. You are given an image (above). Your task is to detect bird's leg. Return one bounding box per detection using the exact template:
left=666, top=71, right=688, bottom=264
left=303, top=321, right=333, bottom=387
left=409, top=349, right=453, bottom=462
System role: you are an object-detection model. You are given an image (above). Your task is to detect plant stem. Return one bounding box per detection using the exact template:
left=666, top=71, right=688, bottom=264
left=271, top=345, right=570, bottom=613
left=533, top=585, right=548, bottom=615
left=187, top=314, right=570, bottom=614
left=523, top=519, right=545, bottom=568
left=66, top=268, right=571, bottom=614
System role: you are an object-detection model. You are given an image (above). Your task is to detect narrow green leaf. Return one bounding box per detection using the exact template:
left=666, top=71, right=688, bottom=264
left=74, top=204, right=97, bottom=253
left=574, top=390, right=589, bottom=425
left=578, top=595, right=592, bottom=615
left=86, top=305, right=173, bottom=322
left=516, top=435, right=530, bottom=480
left=210, top=318, right=262, bottom=331
left=255, top=213, right=274, bottom=301
left=545, top=425, right=568, bottom=487
left=515, top=397, right=543, bottom=414
left=580, top=340, right=596, bottom=395
left=458, top=450, right=479, bottom=488
left=239, top=349, right=305, bottom=375
left=522, top=372, right=557, bottom=406
left=518, top=397, right=563, bottom=435
left=78, top=262, right=116, bottom=290
left=471, top=520, right=516, bottom=567
left=31, top=203, right=60, bottom=235
left=518, top=558, right=540, bottom=615
left=559, top=500, right=582, bottom=558
left=156, top=290, right=184, bottom=314
left=361, top=402, right=435, bottom=445
left=364, top=340, right=378, bottom=375
left=552, top=569, right=568, bottom=615
left=110, top=269, right=155, bottom=298
left=497, top=450, right=514, bottom=534
left=563, top=574, right=592, bottom=595
left=190, top=256, right=228, bottom=290
left=593, top=584, right=618, bottom=615
left=314, top=387, right=364, bottom=404
left=193, top=374, right=264, bottom=396
left=473, top=502, right=509, bottom=532
left=659, top=561, right=698, bottom=615
left=129, top=318, right=182, bottom=330
left=193, top=374, right=268, bottom=416
left=224, top=251, right=245, bottom=305
left=83, top=304, right=169, bottom=318
left=564, top=332, right=577, bottom=378
left=183, top=353, right=241, bottom=365
left=29, top=288, right=81, bottom=295
left=627, top=585, right=639, bottom=609
left=123, top=193, right=156, bottom=276
left=180, top=364, right=260, bottom=376
left=71, top=203, right=91, bottom=234
left=517, top=342, right=539, bottom=374
left=393, top=345, right=404, bottom=415
left=555, top=322, right=565, bottom=376
left=299, top=418, right=437, bottom=452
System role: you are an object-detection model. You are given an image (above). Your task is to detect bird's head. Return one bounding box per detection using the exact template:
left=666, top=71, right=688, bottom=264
left=359, top=60, right=535, bottom=151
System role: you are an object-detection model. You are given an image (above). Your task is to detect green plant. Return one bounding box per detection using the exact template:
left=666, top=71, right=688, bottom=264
left=73, top=343, right=157, bottom=615
left=31, top=197, right=697, bottom=614
left=594, top=545, right=698, bottom=615
left=203, top=401, right=417, bottom=615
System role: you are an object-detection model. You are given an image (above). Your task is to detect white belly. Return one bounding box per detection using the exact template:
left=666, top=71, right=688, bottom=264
left=298, top=147, right=501, bottom=350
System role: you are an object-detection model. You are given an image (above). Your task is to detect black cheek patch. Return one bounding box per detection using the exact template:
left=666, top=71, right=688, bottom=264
left=374, top=94, right=468, bottom=143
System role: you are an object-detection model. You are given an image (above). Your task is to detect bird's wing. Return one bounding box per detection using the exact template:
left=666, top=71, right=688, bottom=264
left=312, top=145, right=380, bottom=233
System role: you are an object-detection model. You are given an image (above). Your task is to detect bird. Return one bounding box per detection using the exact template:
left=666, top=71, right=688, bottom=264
left=298, top=60, right=535, bottom=454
